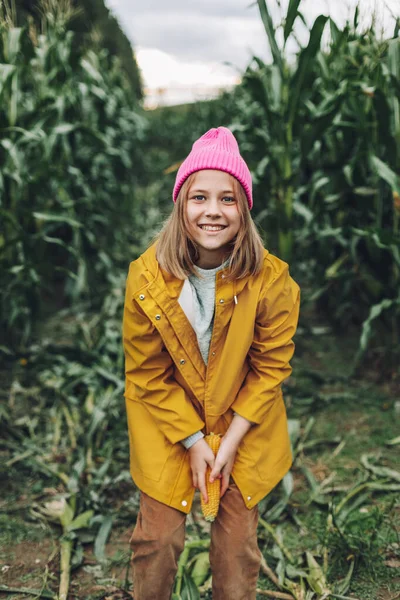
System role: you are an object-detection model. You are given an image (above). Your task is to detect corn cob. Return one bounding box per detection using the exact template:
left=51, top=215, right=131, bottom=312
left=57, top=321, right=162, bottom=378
left=200, top=432, right=222, bottom=522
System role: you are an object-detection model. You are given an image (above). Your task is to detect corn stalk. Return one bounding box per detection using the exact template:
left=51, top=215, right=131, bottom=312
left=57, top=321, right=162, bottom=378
left=0, top=0, right=145, bottom=350
left=244, top=0, right=328, bottom=261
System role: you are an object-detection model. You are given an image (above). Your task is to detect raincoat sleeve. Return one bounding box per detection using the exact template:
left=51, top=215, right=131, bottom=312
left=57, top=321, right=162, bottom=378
left=123, top=264, right=205, bottom=446
left=230, top=263, right=300, bottom=425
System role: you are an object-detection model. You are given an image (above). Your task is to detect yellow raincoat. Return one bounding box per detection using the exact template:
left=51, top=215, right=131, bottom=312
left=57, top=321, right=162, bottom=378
left=123, top=242, right=300, bottom=513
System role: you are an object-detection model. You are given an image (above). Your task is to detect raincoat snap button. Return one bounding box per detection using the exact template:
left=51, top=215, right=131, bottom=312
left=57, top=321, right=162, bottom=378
left=180, top=359, right=186, bottom=365
left=247, top=496, right=252, bottom=501
left=181, top=500, right=187, bottom=507
left=219, top=299, right=224, bottom=304
left=155, top=314, right=161, bottom=320
left=212, top=351, right=215, bottom=356
left=139, top=294, right=145, bottom=300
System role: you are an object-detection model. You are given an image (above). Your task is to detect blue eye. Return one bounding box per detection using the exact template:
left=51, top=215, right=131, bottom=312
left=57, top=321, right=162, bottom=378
left=193, top=195, right=205, bottom=200
left=222, top=197, right=235, bottom=203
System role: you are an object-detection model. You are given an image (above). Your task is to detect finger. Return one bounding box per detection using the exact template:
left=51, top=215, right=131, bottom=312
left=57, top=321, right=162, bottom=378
left=208, top=457, right=215, bottom=471
left=209, top=462, right=221, bottom=482
left=209, top=471, right=219, bottom=483
left=220, top=472, right=230, bottom=498
left=198, top=472, right=208, bottom=504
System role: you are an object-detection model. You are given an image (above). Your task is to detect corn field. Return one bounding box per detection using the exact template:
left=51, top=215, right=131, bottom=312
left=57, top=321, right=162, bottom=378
left=1, top=1, right=399, bottom=599
left=0, top=0, right=145, bottom=347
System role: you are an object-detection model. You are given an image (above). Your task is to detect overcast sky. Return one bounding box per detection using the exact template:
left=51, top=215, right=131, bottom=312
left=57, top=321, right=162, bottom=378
left=105, top=0, right=399, bottom=107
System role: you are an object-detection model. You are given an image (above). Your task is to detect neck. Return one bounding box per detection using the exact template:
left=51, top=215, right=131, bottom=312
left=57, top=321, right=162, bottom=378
left=195, top=249, right=229, bottom=269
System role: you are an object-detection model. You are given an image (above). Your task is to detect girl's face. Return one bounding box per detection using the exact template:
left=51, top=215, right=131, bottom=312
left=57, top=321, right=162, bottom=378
left=186, top=169, right=241, bottom=268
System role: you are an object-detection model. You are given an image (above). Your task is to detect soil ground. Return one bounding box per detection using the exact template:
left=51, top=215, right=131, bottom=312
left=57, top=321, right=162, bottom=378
left=1, top=317, right=399, bottom=599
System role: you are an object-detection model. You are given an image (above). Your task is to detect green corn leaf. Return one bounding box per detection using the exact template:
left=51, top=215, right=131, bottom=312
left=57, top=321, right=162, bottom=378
left=41, top=236, right=78, bottom=256
left=181, top=569, right=200, bottom=600
left=335, top=492, right=371, bottom=528
left=301, top=416, right=315, bottom=443
left=387, top=37, right=400, bottom=80
left=335, top=558, right=355, bottom=594
left=53, top=123, right=76, bottom=134
left=190, top=552, right=210, bottom=587
left=94, top=514, right=114, bottom=562
left=300, top=466, right=328, bottom=506
left=0, top=63, right=16, bottom=89
left=265, top=471, right=294, bottom=521
left=81, top=57, right=103, bottom=82
left=386, top=436, right=400, bottom=446
left=94, top=366, right=123, bottom=386
left=284, top=0, right=302, bottom=44
left=283, top=577, right=306, bottom=599
left=67, top=510, right=94, bottom=532
left=32, top=212, right=82, bottom=228
left=329, top=17, right=341, bottom=46
left=306, top=551, right=329, bottom=594
left=87, top=406, right=106, bottom=439
left=257, top=0, right=284, bottom=75
left=360, top=454, right=400, bottom=482
left=287, top=418, right=301, bottom=446
left=288, top=14, right=329, bottom=126
left=293, top=199, right=313, bottom=224
left=354, top=5, right=361, bottom=28
left=325, top=253, right=349, bottom=279
left=5, top=28, right=23, bottom=62
left=0, top=586, right=55, bottom=599
left=357, top=298, right=400, bottom=359
left=370, top=155, right=400, bottom=194
left=282, top=471, right=294, bottom=498
left=286, top=563, right=308, bottom=578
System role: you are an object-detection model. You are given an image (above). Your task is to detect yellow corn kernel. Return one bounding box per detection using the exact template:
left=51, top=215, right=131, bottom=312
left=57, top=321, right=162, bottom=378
left=200, top=432, right=222, bottom=522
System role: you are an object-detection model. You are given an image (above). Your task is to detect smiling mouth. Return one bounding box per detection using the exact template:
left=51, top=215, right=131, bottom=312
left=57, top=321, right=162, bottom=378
left=198, top=225, right=227, bottom=231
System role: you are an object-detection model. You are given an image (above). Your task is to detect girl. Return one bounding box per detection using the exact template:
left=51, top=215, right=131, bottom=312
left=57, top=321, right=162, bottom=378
left=123, top=127, right=300, bottom=600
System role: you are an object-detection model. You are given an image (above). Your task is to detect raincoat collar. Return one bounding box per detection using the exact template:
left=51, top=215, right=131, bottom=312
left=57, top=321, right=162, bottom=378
left=140, top=242, right=252, bottom=301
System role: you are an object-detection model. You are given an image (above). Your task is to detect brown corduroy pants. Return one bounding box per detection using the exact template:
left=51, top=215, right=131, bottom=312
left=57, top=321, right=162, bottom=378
left=129, top=479, right=262, bottom=600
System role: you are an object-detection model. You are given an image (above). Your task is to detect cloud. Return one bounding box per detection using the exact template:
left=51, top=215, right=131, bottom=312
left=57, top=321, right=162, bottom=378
left=106, top=1, right=271, bottom=69
left=107, top=0, right=259, bottom=21
left=105, top=0, right=399, bottom=105
left=136, top=48, right=239, bottom=88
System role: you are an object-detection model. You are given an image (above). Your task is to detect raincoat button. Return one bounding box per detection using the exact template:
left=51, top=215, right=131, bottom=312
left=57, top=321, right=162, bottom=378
left=180, top=359, right=186, bottom=365
left=219, top=299, right=224, bottom=304
left=139, top=294, right=145, bottom=300
left=181, top=500, right=187, bottom=507
left=155, top=314, right=161, bottom=320
left=212, top=351, right=215, bottom=356
left=247, top=496, right=252, bottom=501
left=221, top=274, right=225, bottom=278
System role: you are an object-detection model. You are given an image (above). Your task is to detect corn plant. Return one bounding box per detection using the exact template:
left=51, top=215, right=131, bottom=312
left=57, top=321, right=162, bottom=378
left=1, top=269, right=129, bottom=596
left=229, top=0, right=329, bottom=261
left=0, top=0, right=145, bottom=350
left=295, top=19, right=400, bottom=362
left=229, top=2, right=400, bottom=362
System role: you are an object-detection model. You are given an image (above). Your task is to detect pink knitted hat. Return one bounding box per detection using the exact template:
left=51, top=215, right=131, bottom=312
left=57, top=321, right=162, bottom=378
left=172, top=126, right=253, bottom=209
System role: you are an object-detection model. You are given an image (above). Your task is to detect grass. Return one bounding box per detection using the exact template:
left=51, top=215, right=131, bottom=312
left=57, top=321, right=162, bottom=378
left=1, top=309, right=399, bottom=599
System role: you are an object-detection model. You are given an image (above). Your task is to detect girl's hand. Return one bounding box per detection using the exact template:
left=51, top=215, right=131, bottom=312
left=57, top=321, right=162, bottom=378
left=188, top=438, right=216, bottom=504
left=209, top=413, right=253, bottom=497
left=209, top=436, right=239, bottom=498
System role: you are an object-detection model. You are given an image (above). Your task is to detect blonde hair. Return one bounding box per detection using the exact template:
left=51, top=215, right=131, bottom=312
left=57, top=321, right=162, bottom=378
left=155, top=172, right=265, bottom=281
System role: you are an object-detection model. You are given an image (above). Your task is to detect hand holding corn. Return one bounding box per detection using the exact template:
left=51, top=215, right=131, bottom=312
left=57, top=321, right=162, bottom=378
left=200, top=432, right=222, bottom=522
left=188, top=435, right=219, bottom=507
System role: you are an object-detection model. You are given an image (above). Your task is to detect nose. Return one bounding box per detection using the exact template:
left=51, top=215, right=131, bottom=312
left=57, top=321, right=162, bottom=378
left=205, top=197, right=222, bottom=218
